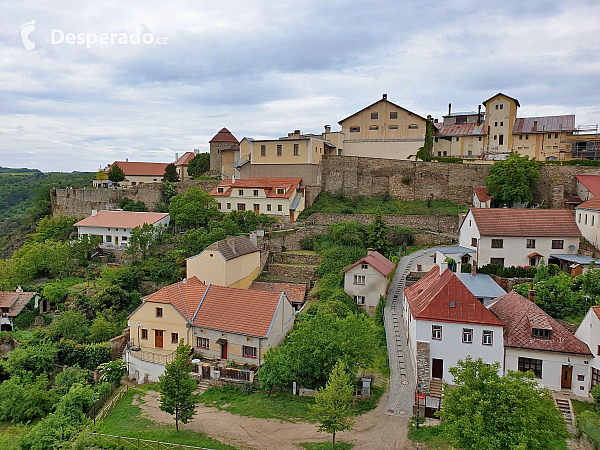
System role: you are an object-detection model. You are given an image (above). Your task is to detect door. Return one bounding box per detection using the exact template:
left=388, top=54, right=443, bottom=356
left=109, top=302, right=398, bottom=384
left=561, top=365, right=573, bottom=389
left=253, top=204, right=260, bottom=214
left=221, top=342, right=228, bottom=359
left=155, top=330, right=163, bottom=348
left=114, top=236, right=119, bottom=246
left=499, top=134, right=504, bottom=145
left=432, top=358, right=443, bottom=379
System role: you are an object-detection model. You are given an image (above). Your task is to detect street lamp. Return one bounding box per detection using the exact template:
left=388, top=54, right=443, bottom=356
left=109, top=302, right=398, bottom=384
left=416, top=382, right=423, bottom=430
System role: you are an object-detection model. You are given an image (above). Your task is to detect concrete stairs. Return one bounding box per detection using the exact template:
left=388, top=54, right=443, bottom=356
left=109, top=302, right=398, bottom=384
left=554, top=395, right=576, bottom=435
left=196, top=379, right=213, bottom=394
left=429, top=378, right=442, bottom=398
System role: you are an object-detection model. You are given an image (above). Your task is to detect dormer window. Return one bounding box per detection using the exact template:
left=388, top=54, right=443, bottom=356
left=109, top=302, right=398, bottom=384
left=532, top=328, right=551, bottom=339
left=276, top=188, right=285, bottom=195
left=217, top=187, right=224, bottom=193
left=361, top=264, right=368, bottom=270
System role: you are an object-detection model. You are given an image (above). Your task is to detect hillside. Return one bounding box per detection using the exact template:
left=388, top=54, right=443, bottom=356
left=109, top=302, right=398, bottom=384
left=0, top=169, right=94, bottom=257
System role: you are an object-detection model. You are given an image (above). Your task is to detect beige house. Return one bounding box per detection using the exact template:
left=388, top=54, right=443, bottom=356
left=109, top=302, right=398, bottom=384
left=174, top=151, right=198, bottom=181
left=343, top=250, right=395, bottom=316
left=127, top=277, right=295, bottom=380
left=338, top=94, right=428, bottom=160
left=186, top=235, right=261, bottom=289
left=210, top=128, right=240, bottom=176
left=93, top=160, right=169, bottom=187
left=0, top=288, right=39, bottom=332
left=210, top=177, right=305, bottom=222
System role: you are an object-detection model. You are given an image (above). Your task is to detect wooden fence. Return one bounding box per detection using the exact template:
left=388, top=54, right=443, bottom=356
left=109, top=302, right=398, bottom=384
left=92, top=385, right=129, bottom=424
left=85, top=433, right=216, bottom=450
left=87, top=382, right=117, bottom=420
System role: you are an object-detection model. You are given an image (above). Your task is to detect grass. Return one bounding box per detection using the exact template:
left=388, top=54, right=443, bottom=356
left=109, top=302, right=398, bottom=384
left=93, top=386, right=237, bottom=450
left=572, top=399, right=600, bottom=448
left=0, top=422, right=36, bottom=450
left=299, top=192, right=467, bottom=219
left=402, top=244, right=452, bottom=257
left=298, top=442, right=353, bottom=449
left=200, top=384, right=385, bottom=423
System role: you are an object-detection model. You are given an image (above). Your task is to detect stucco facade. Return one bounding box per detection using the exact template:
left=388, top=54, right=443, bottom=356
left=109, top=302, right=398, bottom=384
left=484, top=94, right=518, bottom=154
left=576, top=307, right=600, bottom=393
left=576, top=205, right=600, bottom=247
left=343, top=263, right=387, bottom=316
left=186, top=245, right=260, bottom=288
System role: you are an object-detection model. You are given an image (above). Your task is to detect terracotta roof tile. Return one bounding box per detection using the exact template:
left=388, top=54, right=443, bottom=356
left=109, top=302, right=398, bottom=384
left=249, top=282, right=306, bottom=305
left=174, top=152, right=196, bottom=166
left=469, top=209, right=580, bottom=237
left=210, top=178, right=302, bottom=199
left=576, top=175, right=600, bottom=197
left=473, top=187, right=493, bottom=202
left=578, top=197, right=600, bottom=212
left=0, top=291, right=36, bottom=317
left=404, top=267, right=504, bottom=326
left=109, top=161, right=169, bottom=177
left=343, top=251, right=395, bottom=276
left=210, top=128, right=239, bottom=144
left=74, top=211, right=169, bottom=229
left=201, top=236, right=259, bottom=261
left=489, top=291, right=592, bottom=356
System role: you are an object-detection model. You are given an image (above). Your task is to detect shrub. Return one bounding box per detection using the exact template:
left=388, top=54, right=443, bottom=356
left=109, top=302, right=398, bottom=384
left=98, top=359, right=127, bottom=384
left=592, top=384, right=600, bottom=403
left=401, top=176, right=412, bottom=185
left=57, top=340, right=110, bottom=370
left=299, top=235, right=315, bottom=251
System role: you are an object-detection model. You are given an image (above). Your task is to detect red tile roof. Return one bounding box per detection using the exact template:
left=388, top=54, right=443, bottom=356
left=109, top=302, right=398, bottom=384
left=404, top=267, right=504, bottom=326
left=576, top=175, right=600, bottom=197
left=342, top=251, right=395, bottom=277
left=489, top=291, right=591, bottom=356
left=174, top=152, right=196, bottom=166
left=434, top=123, right=487, bottom=137
left=0, top=291, right=36, bottom=317
left=473, top=187, right=492, bottom=202
left=74, top=211, right=169, bottom=229
left=468, top=209, right=580, bottom=237
left=577, top=196, right=600, bottom=211
left=201, top=236, right=259, bottom=261
left=210, top=128, right=239, bottom=144
left=109, top=161, right=169, bottom=177
left=513, top=115, right=575, bottom=134
left=210, top=178, right=302, bottom=199
left=138, top=277, right=288, bottom=338
left=249, top=282, right=306, bottom=305
left=592, top=306, right=600, bottom=321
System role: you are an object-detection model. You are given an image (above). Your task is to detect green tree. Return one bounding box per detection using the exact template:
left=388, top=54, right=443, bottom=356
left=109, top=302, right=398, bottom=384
left=163, top=163, right=180, bottom=182
left=97, top=359, right=127, bottom=384
left=440, top=357, right=568, bottom=449
left=4, top=340, right=57, bottom=377
left=365, top=209, right=392, bottom=254
left=118, top=198, right=148, bottom=211
left=187, top=152, right=210, bottom=179
left=157, top=340, right=199, bottom=432
left=169, top=187, right=220, bottom=229
left=107, top=163, right=125, bottom=183
left=49, top=310, right=90, bottom=343
left=89, top=315, right=122, bottom=343
left=485, top=152, right=540, bottom=204
left=127, top=223, right=159, bottom=258
left=309, top=360, right=355, bottom=450
left=163, top=181, right=177, bottom=203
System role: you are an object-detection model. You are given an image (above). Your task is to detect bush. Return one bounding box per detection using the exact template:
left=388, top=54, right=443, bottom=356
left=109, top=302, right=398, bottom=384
left=57, top=340, right=111, bottom=370
left=591, top=384, right=600, bottom=403
left=299, top=235, right=315, bottom=251
left=477, top=264, right=537, bottom=278
left=98, top=360, right=127, bottom=384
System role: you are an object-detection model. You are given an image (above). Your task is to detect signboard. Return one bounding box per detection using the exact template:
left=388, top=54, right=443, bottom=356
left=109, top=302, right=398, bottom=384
left=416, top=393, right=425, bottom=400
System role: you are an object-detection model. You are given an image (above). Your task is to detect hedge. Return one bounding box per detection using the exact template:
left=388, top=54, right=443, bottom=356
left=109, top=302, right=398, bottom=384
left=477, top=264, right=537, bottom=278
left=57, top=340, right=111, bottom=370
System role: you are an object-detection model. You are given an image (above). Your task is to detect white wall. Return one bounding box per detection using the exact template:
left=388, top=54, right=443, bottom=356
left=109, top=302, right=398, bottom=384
left=578, top=181, right=594, bottom=202
left=126, top=349, right=166, bottom=383
left=344, top=264, right=387, bottom=315
left=576, top=208, right=600, bottom=247
left=77, top=215, right=170, bottom=247
left=458, top=210, right=481, bottom=260
left=472, top=192, right=491, bottom=208
left=576, top=309, right=600, bottom=373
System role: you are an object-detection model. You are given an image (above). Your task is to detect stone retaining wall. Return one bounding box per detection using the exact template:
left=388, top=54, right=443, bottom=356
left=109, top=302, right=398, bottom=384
left=416, top=341, right=431, bottom=395
left=491, top=275, right=533, bottom=292
left=272, top=252, right=322, bottom=265
left=267, top=263, right=318, bottom=281
left=306, top=212, right=460, bottom=233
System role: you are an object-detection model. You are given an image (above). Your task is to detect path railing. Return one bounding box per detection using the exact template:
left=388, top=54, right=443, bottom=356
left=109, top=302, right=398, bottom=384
left=85, top=433, right=216, bottom=450
left=94, top=385, right=129, bottom=424
left=86, top=381, right=117, bottom=420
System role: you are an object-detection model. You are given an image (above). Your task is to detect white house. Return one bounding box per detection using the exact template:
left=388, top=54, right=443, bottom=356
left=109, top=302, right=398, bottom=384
left=459, top=208, right=581, bottom=268
left=490, top=291, right=592, bottom=397
left=343, top=249, right=395, bottom=316
left=403, top=264, right=505, bottom=399
left=456, top=271, right=506, bottom=305
left=0, top=288, right=39, bottom=331
left=575, top=306, right=600, bottom=393
left=576, top=175, right=600, bottom=202
left=433, top=245, right=476, bottom=267
left=472, top=187, right=492, bottom=208
left=74, top=210, right=170, bottom=248
left=576, top=197, right=600, bottom=248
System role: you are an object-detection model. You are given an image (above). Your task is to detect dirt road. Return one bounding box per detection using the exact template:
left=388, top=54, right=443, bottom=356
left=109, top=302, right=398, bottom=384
left=138, top=390, right=412, bottom=450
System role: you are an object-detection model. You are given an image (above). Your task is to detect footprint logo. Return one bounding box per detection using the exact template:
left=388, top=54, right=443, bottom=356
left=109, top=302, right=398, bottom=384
left=20, top=20, right=36, bottom=50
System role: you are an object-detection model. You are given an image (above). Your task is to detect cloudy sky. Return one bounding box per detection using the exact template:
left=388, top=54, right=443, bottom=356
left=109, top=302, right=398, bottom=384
left=1, top=0, right=600, bottom=172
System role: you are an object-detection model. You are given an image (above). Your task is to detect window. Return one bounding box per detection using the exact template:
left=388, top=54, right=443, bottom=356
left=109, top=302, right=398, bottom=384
left=354, top=295, right=365, bottom=305
left=593, top=368, right=600, bottom=388
left=408, top=124, right=419, bottom=130
left=478, top=136, right=482, bottom=141
left=500, top=121, right=503, bottom=126
left=105, top=235, right=112, bottom=242
left=495, top=105, right=499, bottom=110
left=350, top=126, right=360, bottom=132
left=471, top=237, right=477, bottom=247
left=500, top=104, right=503, bottom=109
left=518, top=357, right=542, bottom=378
left=277, top=144, right=282, bottom=156
left=267, top=204, right=271, bottom=211
left=526, top=135, right=529, bottom=140
left=196, top=337, right=209, bottom=349
left=276, top=188, right=285, bottom=194
left=526, top=239, right=536, bottom=248
left=253, top=189, right=259, bottom=197
left=361, top=264, right=368, bottom=270
left=122, top=236, right=127, bottom=242
left=237, top=203, right=246, bottom=211
left=293, top=144, right=300, bottom=155
left=490, top=258, right=505, bottom=266
left=456, top=137, right=459, bottom=142
left=482, top=330, right=493, bottom=345
left=586, top=214, right=588, bottom=225
left=532, top=328, right=551, bottom=339
left=278, top=205, right=283, bottom=212
left=468, top=150, right=473, bottom=157
left=456, top=117, right=467, bottom=124
left=578, top=375, right=585, bottom=381
left=443, top=151, right=448, bottom=156
left=432, top=325, right=442, bottom=340
left=226, top=202, right=231, bottom=209
left=218, top=203, right=222, bottom=209
left=238, top=189, right=244, bottom=195
left=156, top=307, right=163, bottom=317
left=253, top=204, right=260, bottom=213
left=551, top=240, right=564, bottom=249
left=389, top=125, right=398, bottom=129
left=593, top=216, right=595, bottom=226
left=260, top=145, right=266, bottom=156
left=369, top=125, right=378, bottom=130
left=390, top=112, right=397, bottom=119
left=171, top=333, right=179, bottom=344
left=491, top=239, right=503, bottom=248
left=555, top=133, right=558, bottom=139
left=494, top=135, right=497, bottom=140
left=519, top=135, right=523, bottom=140
left=437, top=152, right=442, bottom=156
left=495, top=122, right=498, bottom=127
left=353, top=275, right=365, bottom=285
left=462, top=328, right=473, bottom=343
left=242, top=345, right=257, bottom=358
left=141, top=329, right=148, bottom=340
left=371, top=112, right=378, bottom=119
left=548, top=134, right=552, bottom=139
left=579, top=213, right=582, bottom=223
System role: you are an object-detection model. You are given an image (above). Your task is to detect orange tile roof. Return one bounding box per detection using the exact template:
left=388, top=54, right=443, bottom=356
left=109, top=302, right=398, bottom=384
left=473, top=187, right=493, bottom=202
left=404, top=267, right=504, bottom=326
left=489, top=291, right=591, bottom=356
left=343, top=251, right=395, bottom=276
left=576, top=175, right=600, bottom=197
left=249, top=281, right=306, bottom=305
left=74, top=211, right=169, bottom=229
left=210, top=178, right=302, bottom=199
left=468, top=209, right=580, bottom=237
left=109, top=161, right=169, bottom=177
left=174, top=152, right=196, bottom=166
left=577, top=196, right=600, bottom=211
left=210, top=128, right=239, bottom=144
left=0, top=291, right=36, bottom=317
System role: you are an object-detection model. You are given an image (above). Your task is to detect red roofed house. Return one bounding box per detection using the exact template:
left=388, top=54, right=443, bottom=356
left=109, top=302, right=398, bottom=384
left=403, top=263, right=505, bottom=397
left=576, top=175, right=600, bottom=202
left=576, top=307, right=600, bottom=395
left=434, top=106, right=486, bottom=158
left=343, top=249, right=395, bottom=316
left=126, top=277, right=295, bottom=382
left=491, top=291, right=592, bottom=397
left=472, top=187, right=493, bottom=208
left=74, top=210, right=170, bottom=249
left=249, top=281, right=307, bottom=311
left=0, top=287, right=40, bottom=331
left=459, top=208, right=581, bottom=268
left=93, top=160, right=170, bottom=187
left=575, top=197, right=600, bottom=248
left=174, top=151, right=198, bottom=181
left=210, top=177, right=305, bottom=222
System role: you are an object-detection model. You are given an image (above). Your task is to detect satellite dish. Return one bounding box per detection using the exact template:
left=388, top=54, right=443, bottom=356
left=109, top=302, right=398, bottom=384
left=568, top=245, right=576, bottom=251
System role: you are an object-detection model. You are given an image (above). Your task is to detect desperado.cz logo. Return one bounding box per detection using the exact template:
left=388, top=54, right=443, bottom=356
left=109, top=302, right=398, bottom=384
left=20, top=20, right=168, bottom=50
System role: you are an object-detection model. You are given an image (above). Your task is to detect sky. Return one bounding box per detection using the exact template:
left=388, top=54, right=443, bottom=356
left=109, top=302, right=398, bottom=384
left=1, top=0, right=600, bottom=172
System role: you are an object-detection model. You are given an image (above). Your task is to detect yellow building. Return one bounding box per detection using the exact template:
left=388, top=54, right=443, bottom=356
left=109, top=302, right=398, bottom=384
left=210, top=177, right=305, bottom=222
left=186, top=235, right=261, bottom=289
left=482, top=93, right=519, bottom=154
left=338, top=94, right=428, bottom=160
left=93, top=160, right=169, bottom=187
left=174, top=151, right=197, bottom=181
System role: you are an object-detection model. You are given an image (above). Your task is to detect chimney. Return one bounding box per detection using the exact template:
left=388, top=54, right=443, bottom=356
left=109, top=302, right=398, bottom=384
left=427, top=114, right=432, bottom=121
left=439, top=262, right=448, bottom=275
left=294, top=129, right=301, bottom=135
left=434, top=118, right=438, bottom=123
left=528, top=288, right=535, bottom=303
left=226, top=236, right=237, bottom=253
left=232, top=175, right=236, bottom=184
left=533, top=121, right=538, bottom=132
left=249, top=231, right=258, bottom=247
left=456, top=262, right=462, bottom=274
left=16, top=286, right=23, bottom=293
left=182, top=278, right=187, bottom=284
left=367, top=248, right=375, bottom=255
left=448, top=103, right=452, bottom=116
left=324, top=125, right=331, bottom=134
left=126, top=158, right=129, bottom=162
left=91, top=209, right=98, bottom=216
left=194, top=148, right=199, bottom=155
left=175, top=152, right=179, bottom=161
left=382, top=93, right=387, bottom=100
left=471, top=262, right=477, bottom=277
left=477, top=105, right=482, bottom=124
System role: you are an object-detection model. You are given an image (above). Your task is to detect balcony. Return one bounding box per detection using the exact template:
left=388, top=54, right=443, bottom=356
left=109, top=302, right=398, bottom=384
left=232, top=155, right=251, bottom=168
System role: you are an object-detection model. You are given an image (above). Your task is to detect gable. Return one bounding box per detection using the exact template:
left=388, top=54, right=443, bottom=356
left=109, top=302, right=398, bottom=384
left=130, top=300, right=188, bottom=324
left=338, top=98, right=427, bottom=125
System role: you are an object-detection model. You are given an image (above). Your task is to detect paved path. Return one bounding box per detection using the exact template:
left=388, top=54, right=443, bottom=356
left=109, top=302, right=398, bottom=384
left=384, top=248, right=432, bottom=416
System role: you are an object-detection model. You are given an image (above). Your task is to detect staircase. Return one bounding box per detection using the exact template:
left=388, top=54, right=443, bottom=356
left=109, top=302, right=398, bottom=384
left=429, top=378, right=443, bottom=398
left=196, top=379, right=213, bottom=394
left=554, top=396, right=576, bottom=434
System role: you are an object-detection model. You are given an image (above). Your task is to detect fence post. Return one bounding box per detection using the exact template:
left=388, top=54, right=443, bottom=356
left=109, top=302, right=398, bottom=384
left=138, top=437, right=140, bottom=449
